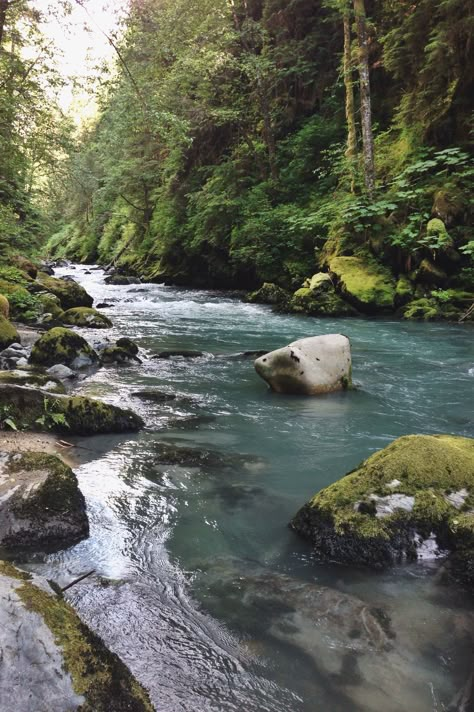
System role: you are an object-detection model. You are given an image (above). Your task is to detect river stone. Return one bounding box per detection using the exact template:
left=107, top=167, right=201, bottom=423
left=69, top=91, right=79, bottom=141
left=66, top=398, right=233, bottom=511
left=254, top=334, right=352, bottom=395
left=47, top=364, right=76, bottom=380
left=36, top=274, right=93, bottom=310
left=153, top=349, right=204, bottom=359
left=0, top=369, right=66, bottom=393
left=62, top=307, right=113, bottom=329
left=0, top=452, right=88, bottom=548
left=0, top=384, right=144, bottom=435
left=291, top=434, right=474, bottom=584
left=29, top=327, right=98, bottom=369
left=0, top=562, right=153, bottom=711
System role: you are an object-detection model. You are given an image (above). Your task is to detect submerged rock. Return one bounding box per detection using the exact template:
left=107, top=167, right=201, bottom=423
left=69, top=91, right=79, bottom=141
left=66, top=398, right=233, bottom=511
left=29, top=327, right=98, bottom=369
left=153, top=349, right=204, bottom=359
left=36, top=274, right=93, bottom=310
left=0, top=369, right=66, bottom=393
left=62, top=307, right=113, bottom=329
left=0, top=562, right=153, bottom=711
left=254, top=334, right=352, bottom=395
left=150, top=442, right=264, bottom=472
left=291, top=435, right=474, bottom=584
left=0, top=384, right=144, bottom=435
left=131, top=390, right=177, bottom=402
left=0, top=452, right=88, bottom=548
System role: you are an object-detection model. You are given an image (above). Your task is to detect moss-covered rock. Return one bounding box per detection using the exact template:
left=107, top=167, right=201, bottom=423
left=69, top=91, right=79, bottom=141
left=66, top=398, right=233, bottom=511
left=291, top=435, right=474, bottom=584
left=329, top=256, right=396, bottom=313
left=402, top=290, right=474, bottom=321
left=29, top=327, right=98, bottom=368
left=63, top=307, right=113, bottom=329
left=0, top=293, right=9, bottom=318
left=394, top=276, right=413, bottom=306
left=36, top=292, right=65, bottom=320
left=100, top=345, right=138, bottom=364
left=116, top=337, right=139, bottom=356
left=0, top=281, right=41, bottom=322
left=307, top=272, right=333, bottom=292
left=0, top=563, right=153, bottom=711
left=0, top=315, right=19, bottom=349
left=0, top=384, right=144, bottom=435
left=37, top=274, right=93, bottom=310
left=417, top=258, right=448, bottom=286
left=0, top=369, right=66, bottom=393
left=246, top=282, right=290, bottom=306
left=11, top=254, right=38, bottom=279
left=288, top=287, right=358, bottom=317
left=0, top=452, right=88, bottom=548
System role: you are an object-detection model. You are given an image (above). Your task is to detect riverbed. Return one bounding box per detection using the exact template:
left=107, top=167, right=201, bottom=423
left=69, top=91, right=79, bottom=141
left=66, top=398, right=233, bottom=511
left=22, top=266, right=474, bottom=711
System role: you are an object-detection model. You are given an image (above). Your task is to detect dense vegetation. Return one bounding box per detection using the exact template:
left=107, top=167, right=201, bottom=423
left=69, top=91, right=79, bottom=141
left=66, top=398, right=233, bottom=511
left=2, top=0, right=474, bottom=319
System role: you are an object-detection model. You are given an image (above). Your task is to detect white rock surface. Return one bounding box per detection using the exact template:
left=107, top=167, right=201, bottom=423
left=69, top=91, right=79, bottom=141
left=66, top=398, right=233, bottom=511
left=254, top=334, right=352, bottom=395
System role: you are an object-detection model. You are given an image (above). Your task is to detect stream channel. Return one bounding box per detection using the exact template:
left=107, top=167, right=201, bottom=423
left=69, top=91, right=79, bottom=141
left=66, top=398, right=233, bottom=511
left=21, top=265, right=474, bottom=711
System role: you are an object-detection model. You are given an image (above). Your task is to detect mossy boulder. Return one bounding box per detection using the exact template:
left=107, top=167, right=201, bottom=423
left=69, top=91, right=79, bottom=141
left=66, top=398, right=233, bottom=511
left=37, top=274, right=93, bottom=310
left=36, top=292, right=65, bottom=320
left=402, top=291, right=474, bottom=321
left=116, top=337, right=139, bottom=356
left=246, top=282, right=290, bottom=306
left=0, top=452, right=88, bottom=548
left=417, top=258, right=448, bottom=286
left=0, top=293, right=9, bottom=318
left=0, top=563, right=153, bottom=711
left=0, top=384, right=144, bottom=435
left=63, top=307, right=113, bottom=329
left=328, top=256, right=396, bottom=313
left=11, top=254, right=38, bottom=278
left=0, top=369, right=66, bottom=393
left=291, top=435, right=474, bottom=585
left=30, top=327, right=98, bottom=369
left=0, top=315, right=19, bottom=349
left=288, top=287, right=358, bottom=317
left=304, top=272, right=333, bottom=293
left=0, top=281, right=41, bottom=322
left=394, top=276, right=413, bottom=306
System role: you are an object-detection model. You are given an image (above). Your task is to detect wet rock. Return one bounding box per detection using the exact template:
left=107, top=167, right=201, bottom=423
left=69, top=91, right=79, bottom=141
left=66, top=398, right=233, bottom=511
left=29, top=327, right=98, bottom=369
left=62, top=307, right=113, bottom=329
left=36, top=274, right=93, bottom=310
left=291, top=434, right=474, bottom=584
left=96, top=302, right=113, bottom=309
left=254, top=334, right=352, bottom=395
left=226, top=350, right=269, bottom=360
left=104, top=274, right=142, bottom=285
left=116, top=337, right=140, bottom=356
left=131, top=390, right=177, bottom=403
left=164, top=414, right=216, bottom=430
left=100, top=344, right=141, bottom=365
left=0, top=370, right=66, bottom=393
left=46, top=364, right=76, bottom=380
left=0, top=452, right=88, bottom=548
left=0, top=562, right=153, bottom=712
left=153, top=349, right=204, bottom=359
left=0, top=384, right=144, bottom=435
left=150, top=442, right=263, bottom=472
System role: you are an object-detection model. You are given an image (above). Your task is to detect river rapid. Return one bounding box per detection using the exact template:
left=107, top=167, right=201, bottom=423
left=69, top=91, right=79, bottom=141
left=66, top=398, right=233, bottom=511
left=23, top=265, right=474, bottom=711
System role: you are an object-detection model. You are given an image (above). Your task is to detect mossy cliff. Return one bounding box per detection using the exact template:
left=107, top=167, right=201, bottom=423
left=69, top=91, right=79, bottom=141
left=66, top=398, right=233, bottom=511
left=328, top=257, right=396, bottom=314
left=0, top=384, right=144, bottom=435
left=291, top=435, right=474, bottom=585
left=0, top=563, right=153, bottom=711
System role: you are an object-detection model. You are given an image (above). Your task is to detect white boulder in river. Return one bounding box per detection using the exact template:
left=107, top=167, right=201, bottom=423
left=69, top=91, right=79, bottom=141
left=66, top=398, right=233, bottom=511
left=254, top=334, right=352, bottom=395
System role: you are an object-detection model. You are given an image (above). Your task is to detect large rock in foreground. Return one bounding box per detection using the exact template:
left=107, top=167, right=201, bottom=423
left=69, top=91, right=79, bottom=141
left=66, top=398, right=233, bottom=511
left=29, top=327, right=98, bottom=369
left=254, top=334, right=352, bottom=395
left=0, top=452, right=88, bottom=548
left=291, top=435, right=474, bottom=585
left=0, top=562, right=153, bottom=711
left=0, top=384, right=144, bottom=435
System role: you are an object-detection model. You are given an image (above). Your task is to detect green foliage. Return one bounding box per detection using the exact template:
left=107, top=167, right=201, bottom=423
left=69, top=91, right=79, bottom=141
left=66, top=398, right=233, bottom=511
left=35, top=398, right=69, bottom=431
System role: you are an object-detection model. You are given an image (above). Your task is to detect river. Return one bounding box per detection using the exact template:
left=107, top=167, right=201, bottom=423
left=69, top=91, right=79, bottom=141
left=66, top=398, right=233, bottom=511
left=23, top=265, right=473, bottom=711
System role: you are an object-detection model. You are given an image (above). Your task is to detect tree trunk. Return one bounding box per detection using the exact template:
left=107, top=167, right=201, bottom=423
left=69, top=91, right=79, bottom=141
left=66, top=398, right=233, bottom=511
left=353, top=0, right=375, bottom=196
left=343, top=6, right=357, bottom=191
left=0, top=0, right=10, bottom=47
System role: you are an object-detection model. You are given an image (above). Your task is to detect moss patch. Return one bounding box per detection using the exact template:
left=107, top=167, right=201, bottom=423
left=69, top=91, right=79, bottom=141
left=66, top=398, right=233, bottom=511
left=36, top=274, right=93, bottom=310
left=246, top=282, right=290, bottom=306
left=30, top=327, right=98, bottom=368
left=17, top=581, right=153, bottom=711
left=0, top=294, right=9, bottom=318
left=0, top=315, right=19, bottom=349
left=0, top=370, right=66, bottom=393
left=288, top=287, right=357, bottom=317
left=291, top=435, right=474, bottom=580
left=329, top=256, right=396, bottom=313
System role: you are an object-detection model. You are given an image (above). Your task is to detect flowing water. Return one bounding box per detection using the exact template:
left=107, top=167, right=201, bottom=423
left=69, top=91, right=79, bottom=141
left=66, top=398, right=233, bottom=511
left=21, top=266, right=474, bottom=711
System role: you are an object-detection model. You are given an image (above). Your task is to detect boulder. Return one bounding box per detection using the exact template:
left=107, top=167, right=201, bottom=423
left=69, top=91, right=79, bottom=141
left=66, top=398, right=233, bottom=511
left=291, top=434, right=474, bottom=585
left=153, top=349, right=204, bottom=359
left=0, top=315, right=19, bottom=350
left=36, top=274, right=93, bottom=310
left=329, top=256, right=396, bottom=313
left=0, top=370, right=65, bottom=393
left=0, top=562, right=153, bottom=711
left=0, top=385, right=144, bottom=435
left=254, top=334, right=352, bottom=395
left=246, top=282, right=290, bottom=306
left=62, top=307, right=113, bottom=329
left=0, top=293, right=9, bottom=318
left=306, top=272, right=333, bottom=292
left=46, top=364, right=76, bottom=380
left=104, top=274, right=141, bottom=285
left=99, top=340, right=141, bottom=365
left=116, top=337, right=139, bottom=355
left=417, top=258, right=448, bottom=286
left=36, top=292, right=65, bottom=321
left=11, top=255, right=38, bottom=279
left=288, top=287, right=357, bottom=317
left=29, top=327, right=98, bottom=369
left=0, top=452, right=88, bottom=548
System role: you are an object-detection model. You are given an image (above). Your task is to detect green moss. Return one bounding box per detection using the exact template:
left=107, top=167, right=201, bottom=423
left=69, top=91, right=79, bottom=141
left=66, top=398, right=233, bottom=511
left=288, top=287, right=357, bottom=317
left=395, top=276, right=413, bottom=305
left=36, top=275, right=93, bottom=310
left=0, top=315, right=19, bottom=349
left=37, top=292, right=65, bottom=320
left=292, top=435, right=474, bottom=576
left=17, top=581, right=153, bottom=711
left=0, top=561, right=32, bottom=580
left=63, top=307, right=113, bottom=329
left=246, top=282, right=290, bottom=306
left=402, top=298, right=440, bottom=320
left=0, top=294, right=9, bottom=318
left=308, top=272, right=333, bottom=292
left=426, top=218, right=449, bottom=237
left=30, top=327, right=98, bottom=368
left=329, top=256, right=396, bottom=313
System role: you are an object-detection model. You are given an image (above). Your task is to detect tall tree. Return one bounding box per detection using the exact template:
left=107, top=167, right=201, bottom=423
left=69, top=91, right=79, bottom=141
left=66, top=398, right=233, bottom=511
left=342, top=1, right=357, bottom=191
left=353, top=0, right=375, bottom=195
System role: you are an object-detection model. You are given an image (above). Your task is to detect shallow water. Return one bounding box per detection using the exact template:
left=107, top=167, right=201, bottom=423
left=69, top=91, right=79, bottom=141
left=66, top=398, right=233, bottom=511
left=21, top=266, right=474, bottom=711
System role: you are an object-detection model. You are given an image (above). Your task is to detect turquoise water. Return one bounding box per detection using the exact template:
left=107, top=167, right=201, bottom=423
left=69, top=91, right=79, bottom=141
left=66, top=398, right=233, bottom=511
left=25, top=266, right=473, bottom=711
